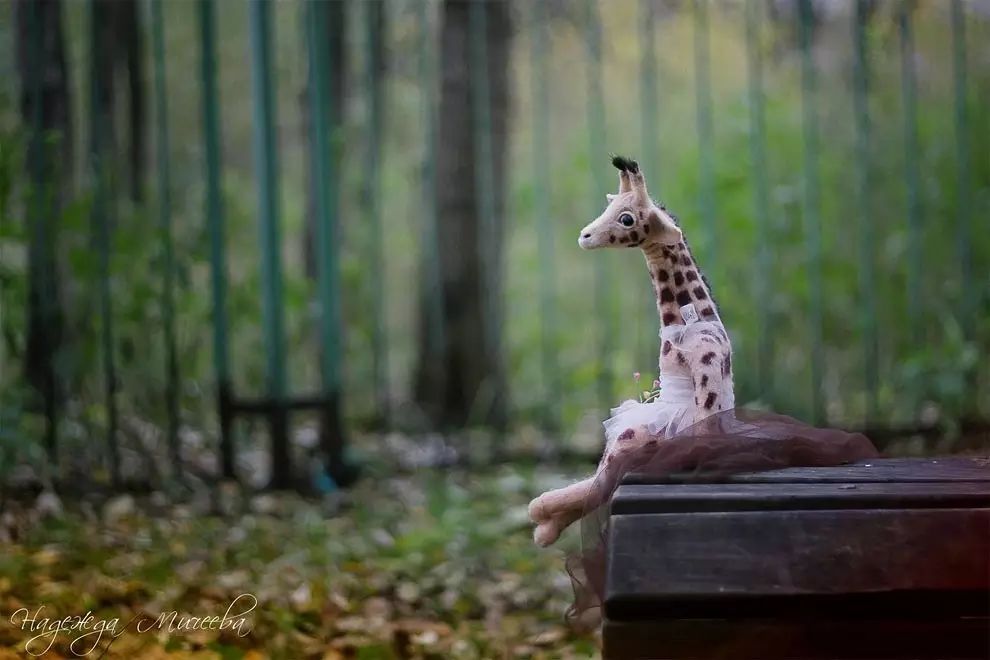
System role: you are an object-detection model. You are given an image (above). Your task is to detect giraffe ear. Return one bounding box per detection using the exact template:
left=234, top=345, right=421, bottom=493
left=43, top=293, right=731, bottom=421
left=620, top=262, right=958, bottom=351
left=647, top=207, right=682, bottom=245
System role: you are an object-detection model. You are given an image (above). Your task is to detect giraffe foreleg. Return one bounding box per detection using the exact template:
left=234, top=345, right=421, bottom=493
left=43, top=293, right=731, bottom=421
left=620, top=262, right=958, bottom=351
left=529, top=425, right=655, bottom=546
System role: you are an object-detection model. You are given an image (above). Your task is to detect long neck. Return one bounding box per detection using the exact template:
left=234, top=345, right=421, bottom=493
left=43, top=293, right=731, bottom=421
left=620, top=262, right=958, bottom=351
left=642, top=240, right=719, bottom=327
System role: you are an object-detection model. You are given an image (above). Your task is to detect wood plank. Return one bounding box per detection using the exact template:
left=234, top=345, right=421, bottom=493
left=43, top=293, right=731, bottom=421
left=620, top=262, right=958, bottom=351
left=623, top=456, right=990, bottom=486
left=602, top=618, right=990, bottom=659
left=605, top=508, right=990, bottom=612
left=611, top=481, right=990, bottom=515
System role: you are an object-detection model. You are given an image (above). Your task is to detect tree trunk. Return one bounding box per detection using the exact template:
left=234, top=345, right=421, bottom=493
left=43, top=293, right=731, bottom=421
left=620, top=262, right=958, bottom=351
left=413, top=0, right=511, bottom=430
left=15, top=0, right=72, bottom=457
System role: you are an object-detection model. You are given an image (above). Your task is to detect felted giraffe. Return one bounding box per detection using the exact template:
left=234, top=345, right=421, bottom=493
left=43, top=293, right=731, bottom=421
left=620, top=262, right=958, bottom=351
left=528, top=155, right=734, bottom=547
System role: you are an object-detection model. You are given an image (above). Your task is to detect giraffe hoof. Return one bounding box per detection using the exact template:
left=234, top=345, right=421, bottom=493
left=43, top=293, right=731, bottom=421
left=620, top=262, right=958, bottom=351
left=528, top=493, right=551, bottom=523
left=534, top=520, right=561, bottom=547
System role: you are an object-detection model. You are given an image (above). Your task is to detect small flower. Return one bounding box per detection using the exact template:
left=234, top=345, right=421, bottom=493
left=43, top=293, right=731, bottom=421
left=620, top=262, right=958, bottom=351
left=653, top=379, right=661, bottom=389
left=633, top=372, right=641, bottom=382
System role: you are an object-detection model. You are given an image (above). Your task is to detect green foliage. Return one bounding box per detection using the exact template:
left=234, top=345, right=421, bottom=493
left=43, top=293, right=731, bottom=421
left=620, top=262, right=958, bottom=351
left=0, top=2, right=987, bottom=473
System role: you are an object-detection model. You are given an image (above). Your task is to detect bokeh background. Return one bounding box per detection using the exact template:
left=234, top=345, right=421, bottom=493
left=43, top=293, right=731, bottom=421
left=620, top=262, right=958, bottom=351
left=0, top=0, right=988, bottom=657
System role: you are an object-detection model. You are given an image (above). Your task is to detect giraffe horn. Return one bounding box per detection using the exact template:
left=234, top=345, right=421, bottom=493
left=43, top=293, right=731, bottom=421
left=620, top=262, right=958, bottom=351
left=611, top=154, right=638, bottom=194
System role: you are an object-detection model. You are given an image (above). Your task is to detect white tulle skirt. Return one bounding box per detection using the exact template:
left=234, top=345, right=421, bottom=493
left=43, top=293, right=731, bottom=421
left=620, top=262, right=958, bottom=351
left=602, top=374, right=694, bottom=450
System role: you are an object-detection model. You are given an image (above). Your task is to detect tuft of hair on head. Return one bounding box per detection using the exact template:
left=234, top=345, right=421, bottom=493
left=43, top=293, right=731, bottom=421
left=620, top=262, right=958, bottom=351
left=610, top=154, right=639, bottom=174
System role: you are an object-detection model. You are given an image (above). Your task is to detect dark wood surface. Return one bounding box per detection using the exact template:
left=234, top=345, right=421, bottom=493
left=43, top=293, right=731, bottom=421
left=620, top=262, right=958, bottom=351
left=602, top=619, right=990, bottom=660
left=603, top=456, right=990, bottom=660
left=623, top=455, right=990, bottom=485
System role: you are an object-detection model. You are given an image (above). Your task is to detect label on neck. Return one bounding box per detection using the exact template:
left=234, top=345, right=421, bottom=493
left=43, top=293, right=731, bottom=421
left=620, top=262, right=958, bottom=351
left=680, top=303, right=700, bottom=325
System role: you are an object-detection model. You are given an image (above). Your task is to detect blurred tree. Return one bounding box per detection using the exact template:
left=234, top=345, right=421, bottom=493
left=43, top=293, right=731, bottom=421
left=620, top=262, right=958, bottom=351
left=91, top=0, right=146, bottom=203
left=413, top=0, right=512, bottom=430
left=302, top=0, right=349, bottom=281
left=14, top=0, right=71, bottom=455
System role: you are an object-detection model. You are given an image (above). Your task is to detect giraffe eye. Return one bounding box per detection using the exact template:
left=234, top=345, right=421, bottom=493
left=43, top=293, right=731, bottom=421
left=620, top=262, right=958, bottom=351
left=619, top=213, right=635, bottom=228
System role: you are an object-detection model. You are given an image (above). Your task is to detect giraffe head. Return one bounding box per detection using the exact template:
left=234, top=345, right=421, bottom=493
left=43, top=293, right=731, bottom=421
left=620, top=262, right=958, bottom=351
left=578, top=155, right=682, bottom=250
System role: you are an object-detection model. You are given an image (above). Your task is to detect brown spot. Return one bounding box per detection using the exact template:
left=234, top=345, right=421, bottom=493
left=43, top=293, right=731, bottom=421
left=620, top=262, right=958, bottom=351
left=645, top=439, right=657, bottom=447
left=609, top=234, right=616, bottom=244
left=629, top=231, right=639, bottom=242
left=660, top=287, right=674, bottom=303
left=617, top=428, right=635, bottom=441
left=693, top=286, right=708, bottom=300
left=619, top=236, right=628, bottom=244
left=700, top=374, right=709, bottom=387
left=673, top=271, right=685, bottom=286
left=643, top=223, right=650, bottom=234
left=661, top=341, right=672, bottom=356
left=700, top=306, right=716, bottom=318
left=662, top=312, right=677, bottom=325
left=686, top=270, right=699, bottom=282
left=701, top=351, right=717, bottom=365
left=681, top=254, right=692, bottom=266
left=676, top=290, right=692, bottom=306
left=657, top=269, right=669, bottom=282
left=676, top=352, right=687, bottom=365
left=723, top=355, right=732, bottom=376
left=704, top=392, right=717, bottom=409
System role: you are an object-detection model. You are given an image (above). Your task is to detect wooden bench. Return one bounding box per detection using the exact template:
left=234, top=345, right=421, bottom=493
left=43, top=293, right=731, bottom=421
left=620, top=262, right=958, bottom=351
left=603, top=456, right=990, bottom=659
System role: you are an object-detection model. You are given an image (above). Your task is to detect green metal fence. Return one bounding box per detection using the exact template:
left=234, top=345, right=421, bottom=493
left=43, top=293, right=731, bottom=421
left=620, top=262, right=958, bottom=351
left=2, top=0, right=987, bottom=488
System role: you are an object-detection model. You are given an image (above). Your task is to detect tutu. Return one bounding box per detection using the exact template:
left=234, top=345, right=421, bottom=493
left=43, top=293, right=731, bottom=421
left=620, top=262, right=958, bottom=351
left=565, top=407, right=880, bottom=626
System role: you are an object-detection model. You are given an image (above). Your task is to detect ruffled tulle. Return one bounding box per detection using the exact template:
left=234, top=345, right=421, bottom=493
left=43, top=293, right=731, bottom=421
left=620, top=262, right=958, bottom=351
left=564, top=407, right=880, bottom=627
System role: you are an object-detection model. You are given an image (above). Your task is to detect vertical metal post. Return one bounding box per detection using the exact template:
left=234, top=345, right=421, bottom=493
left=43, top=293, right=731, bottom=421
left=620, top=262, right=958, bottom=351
left=693, top=0, right=716, bottom=269
left=852, top=0, right=879, bottom=421
left=639, top=0, right=659, bottom=376
left=25, top=0, right=59, bottom=463
left=585, top=0, right=612, bottom=413
left=469, top=0, right=501, bottom=430
left=248, top=0, right=290, bottom=487
left=745, top=0, right=772, bottom=401
left=798, top=0, right=824, bottom=424
left=530, top=0, right=559, bottom=433
left=150, top=0, right=180, bottom=478
left=198, top=0, right=234, bottom=479
left=88, top=0, right=120, bottom=486
left=899, top=4, right=923, bottom=343
left=951, top=0, right=972, bottom=334
left=418, top=1, right=445, bottom=390
left=306, top=0, right=347, bottom=482
left=363, top=0, right=389, bottom=428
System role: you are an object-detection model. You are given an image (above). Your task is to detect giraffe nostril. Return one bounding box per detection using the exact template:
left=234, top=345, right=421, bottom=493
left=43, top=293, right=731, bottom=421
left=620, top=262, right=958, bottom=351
left=582, top=233, right=591, bottom=239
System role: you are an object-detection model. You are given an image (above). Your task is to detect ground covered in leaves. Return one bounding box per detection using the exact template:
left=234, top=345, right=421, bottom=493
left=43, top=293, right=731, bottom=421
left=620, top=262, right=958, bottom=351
left=0, top=464, right=598, bottom=659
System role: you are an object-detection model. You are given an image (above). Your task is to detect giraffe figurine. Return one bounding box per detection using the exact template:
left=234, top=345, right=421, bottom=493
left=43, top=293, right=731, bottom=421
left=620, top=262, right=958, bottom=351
left=528, top=155, right=734, bottom=547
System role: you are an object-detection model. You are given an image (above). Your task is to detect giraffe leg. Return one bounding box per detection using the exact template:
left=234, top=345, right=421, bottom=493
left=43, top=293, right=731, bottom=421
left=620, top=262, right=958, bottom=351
left=529, top=425, right=654, bottom=546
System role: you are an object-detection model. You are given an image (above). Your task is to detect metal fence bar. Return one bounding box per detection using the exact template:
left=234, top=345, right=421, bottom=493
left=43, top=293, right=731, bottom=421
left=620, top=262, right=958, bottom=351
left=951, top=0, right=972, bottom=335
left=248, top=0, right=290, bottom=487
left=639, top=0, right=659, bottom=376
left=197, top=0, right=234, bottom=479
left=25, top=0, right=59, bottom=463
left=363, top=0, right=389, bottom=427
left=306, top=0, right=347, bottom=480
left=418, top=1, right=445, bottom=385
left=150, top=0, right=180, bottom=478
left=530, top=0, right=560, bottom=433
left=745, top=0, right=772, bottom=401
left=852, top=0, right=879, bottom=420
left=469, top=0, right=502, bottom=430
left=88, top=0, right=120, bottom=486
left=585, top=0, right=613, bottom=413
left=693, top=0, right=716, bottom=269
left=898, top=3, right=923, bottom=344
left=798, top=0, right=824, bottom=424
